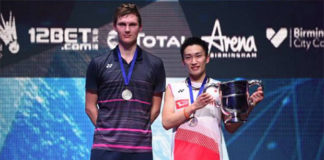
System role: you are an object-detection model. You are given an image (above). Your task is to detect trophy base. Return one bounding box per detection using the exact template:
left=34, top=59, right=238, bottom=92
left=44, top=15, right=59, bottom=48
left=224, top=113, right=247, bottom=124
left=225, top=117, right=247, bottom=124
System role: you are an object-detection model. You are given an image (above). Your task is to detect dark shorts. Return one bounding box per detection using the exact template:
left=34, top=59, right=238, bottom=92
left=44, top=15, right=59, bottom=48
left=90, top=149, right=153, bottom=160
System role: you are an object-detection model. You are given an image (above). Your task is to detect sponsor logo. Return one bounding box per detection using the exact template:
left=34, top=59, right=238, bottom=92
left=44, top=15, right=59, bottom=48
left=28, top=27, right=98, bottom=51
left=267, top=27, right=324, bottom=51
left=0, top=11, right=20, bottom=59
left=107, top=30, right=118, bottom=49
left=175, top=99, right=189, bottom=109
left=106, top=63, right=113, bottom=69
left=290, top=27, right=324, bottom=50
left=202, top=19, right=258, bottom=59
left=266, top=28, right=288, bottom=48
left=107, top=30, right=186, bottom=49
left=178, top=89, right=184, bottom=93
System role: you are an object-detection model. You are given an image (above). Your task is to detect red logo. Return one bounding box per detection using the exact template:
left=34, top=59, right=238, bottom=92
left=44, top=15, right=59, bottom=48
left=176, top=99, right=189, bottom=109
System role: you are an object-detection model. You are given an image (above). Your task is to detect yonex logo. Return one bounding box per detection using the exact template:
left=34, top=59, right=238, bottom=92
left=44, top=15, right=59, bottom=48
left=266, top=28, right=288, bottom=48
left=106, top=63, right=113, bottom=69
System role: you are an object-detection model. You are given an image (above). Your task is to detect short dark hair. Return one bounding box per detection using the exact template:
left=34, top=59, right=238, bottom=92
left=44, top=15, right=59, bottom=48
left=180, top=37, right=209, bottom=60
left=113, top=3, right=142, bottom=26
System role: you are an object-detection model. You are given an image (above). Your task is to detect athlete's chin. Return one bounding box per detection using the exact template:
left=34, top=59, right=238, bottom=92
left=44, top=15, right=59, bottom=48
left=120, top=39, right=137, bottom=46
left=189, top=71, right=204, bottom=78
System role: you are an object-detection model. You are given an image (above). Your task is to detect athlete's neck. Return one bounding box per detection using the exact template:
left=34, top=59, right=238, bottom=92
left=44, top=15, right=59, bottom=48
left=189, top=72, right=207, bottom=83
left=118, top=43, right=137, bottom=64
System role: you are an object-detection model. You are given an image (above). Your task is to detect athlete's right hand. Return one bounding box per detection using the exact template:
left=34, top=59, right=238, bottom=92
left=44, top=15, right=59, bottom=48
left=192, top=93, right=214, bottom=111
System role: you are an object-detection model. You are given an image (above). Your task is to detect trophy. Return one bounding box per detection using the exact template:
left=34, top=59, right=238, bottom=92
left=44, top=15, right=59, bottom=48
left=204, top=80, right=263, bottom=123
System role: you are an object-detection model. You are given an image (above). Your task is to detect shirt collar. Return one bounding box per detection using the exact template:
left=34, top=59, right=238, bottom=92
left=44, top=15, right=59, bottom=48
left=113, top=45, right=143, bottom=62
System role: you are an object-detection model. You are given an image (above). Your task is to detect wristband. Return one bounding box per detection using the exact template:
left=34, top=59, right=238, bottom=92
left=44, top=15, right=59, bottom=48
left=183, top=108, right=190, bottom=119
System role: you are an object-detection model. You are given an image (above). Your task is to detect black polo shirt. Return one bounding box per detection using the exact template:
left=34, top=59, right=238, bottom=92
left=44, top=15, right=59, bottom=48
left=85, top=45, right=166, bottom=152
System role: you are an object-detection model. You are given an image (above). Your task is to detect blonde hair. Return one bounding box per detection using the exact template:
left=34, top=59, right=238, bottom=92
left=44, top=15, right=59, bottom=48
left=113, top=3, right=142, bottom=26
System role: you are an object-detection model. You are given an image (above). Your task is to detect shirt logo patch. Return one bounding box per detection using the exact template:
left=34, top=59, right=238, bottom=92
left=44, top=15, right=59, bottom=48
left=176, top=99, right=189, bottom=109
left=106, top=63, right=113, bottom=69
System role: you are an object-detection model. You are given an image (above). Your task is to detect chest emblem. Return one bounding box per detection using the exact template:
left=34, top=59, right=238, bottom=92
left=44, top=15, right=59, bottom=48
left=178, top=89, right=184, bottom=93
left=175, top=99, right=189, bottom=109
left=106, top=63, right=113, bottom=69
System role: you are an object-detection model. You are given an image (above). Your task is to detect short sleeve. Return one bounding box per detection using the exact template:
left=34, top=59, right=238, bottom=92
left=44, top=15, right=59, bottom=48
left=85, top=59, right=98, bottom=91
left=153, top=59, right=166, bottom=93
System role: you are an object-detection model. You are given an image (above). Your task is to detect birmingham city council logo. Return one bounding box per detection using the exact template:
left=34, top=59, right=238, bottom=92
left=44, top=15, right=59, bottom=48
left=0, top=11, right=20, bottom=57
left=266, top=28, right=288, bottom=48
left=267, top=27, right=324, bottom=50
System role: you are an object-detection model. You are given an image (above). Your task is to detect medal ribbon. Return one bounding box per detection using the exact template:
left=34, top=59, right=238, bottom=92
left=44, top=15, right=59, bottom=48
left=188, top=76, right=208, bottom=104
left=117, top=46, right=138, bottom=86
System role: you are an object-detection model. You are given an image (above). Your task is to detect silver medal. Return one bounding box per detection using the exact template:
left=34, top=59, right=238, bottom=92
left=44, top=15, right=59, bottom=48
left=189, top=117, right=198, bottom=127
left=122, top=89, right=132, bottom=100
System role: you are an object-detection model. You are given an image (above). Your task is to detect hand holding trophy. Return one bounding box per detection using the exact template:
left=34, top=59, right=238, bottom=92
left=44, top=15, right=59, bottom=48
left=204, top=79, right=263, bottom=124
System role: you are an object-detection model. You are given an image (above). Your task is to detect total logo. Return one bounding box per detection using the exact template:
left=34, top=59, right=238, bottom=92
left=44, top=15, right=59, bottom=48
left=0, top=11, right=20, bottom=59
left=107, top=30, right=186, bottom=49
left=28, top=27, right=98, bottom=51
left=202, top=19, right=258, bottom=59
left=267, top=27, right=324, bottom=50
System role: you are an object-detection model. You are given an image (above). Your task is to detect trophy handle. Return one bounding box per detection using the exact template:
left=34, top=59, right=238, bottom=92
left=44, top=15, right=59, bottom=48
left=248, top=80, right=263, bottom=88
left=248, top=80, right=263, bottom=106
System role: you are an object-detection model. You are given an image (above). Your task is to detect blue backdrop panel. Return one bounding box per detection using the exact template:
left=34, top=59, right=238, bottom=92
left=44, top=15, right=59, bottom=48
left=0, top=78, right=322, bottom=160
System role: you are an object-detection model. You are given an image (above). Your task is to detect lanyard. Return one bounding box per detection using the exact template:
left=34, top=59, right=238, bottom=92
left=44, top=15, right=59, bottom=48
left=117, top=47, right=138, bottom=86
left=187, top=76, right=208, bottom=104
